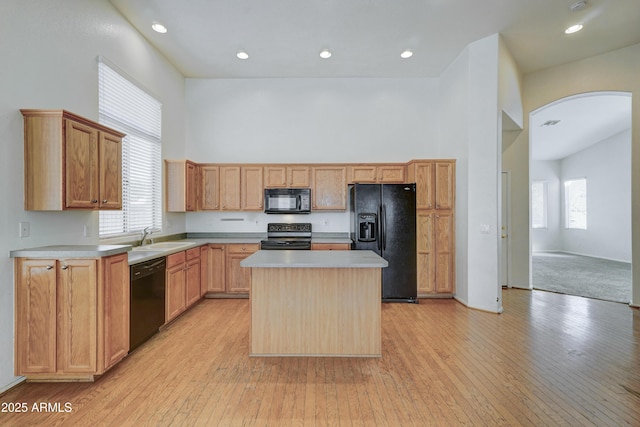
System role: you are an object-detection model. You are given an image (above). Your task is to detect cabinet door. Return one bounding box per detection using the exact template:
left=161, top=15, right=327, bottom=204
left=349, top=166, right=377, bottom=183
left=435, top=213, right=455, bottom=293
left=101, top=253, right=129, bottom=371
left=288, top=166, right=310, bottom=187
left=411, top=162, right=433, bottom=210
left=435, top=162, right=455, bottom=210
left=264, top=166, right=287, bottom=188
left=220, top=166, right=241, bottom=210
left=15, top=259, right=58, bottom=374
left=166, top=263, right=186, bottom=322
left=58, top=259, right=98, bottom=373
left=416, top=212, right=435, bottom=294
left=185, top=161, right=197, bottom=211
left=98, top=132, right=122, bottom=210
left=65, top=119, right=99, bottom=209
left=226, top=244, right=259, bottom=293
left=205, top=245, right=226, bottom=293
left=185, top=249, right=201, bottom=307
left=200, top=165, right=220, bottom=210
left=241, top=166, right=264, bottom=210
left=311, top=166, right=347, bottom=210
left=377, top=165, right=405, bottom=183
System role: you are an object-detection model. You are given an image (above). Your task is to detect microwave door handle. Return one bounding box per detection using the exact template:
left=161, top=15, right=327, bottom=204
left=296, top=195, right=301, bottom=210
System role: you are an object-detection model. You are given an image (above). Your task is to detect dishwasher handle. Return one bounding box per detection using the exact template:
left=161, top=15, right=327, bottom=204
left=131, top=257, right=166, bottom=279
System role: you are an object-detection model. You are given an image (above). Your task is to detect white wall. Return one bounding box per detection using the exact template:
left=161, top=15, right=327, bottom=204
left=511, top=43, right=640, bottom=306
left=185, top=77, right=440, bottom=233
left=438, top=34, right=523, bottom=313
left=559, top=130, right=632, bottom=261
left=0, top=0, right=186, bottom=392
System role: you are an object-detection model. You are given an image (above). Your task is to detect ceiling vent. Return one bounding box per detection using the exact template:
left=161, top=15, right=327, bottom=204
left=541, top=120, right=561, bottom=127
left=570, top=1, right=588, bottom=12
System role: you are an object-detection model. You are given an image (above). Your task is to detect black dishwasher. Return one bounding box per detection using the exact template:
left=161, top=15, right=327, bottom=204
left=130, top=257, right=166, bottom=351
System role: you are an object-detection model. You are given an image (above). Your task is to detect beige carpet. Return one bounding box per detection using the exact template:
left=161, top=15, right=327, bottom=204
left=532, top=252, right=631, bottom=304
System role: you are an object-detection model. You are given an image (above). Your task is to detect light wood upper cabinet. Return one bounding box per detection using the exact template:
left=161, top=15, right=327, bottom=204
left=14, top=253, right=129, bottom=380
left=241, top=166, right=264, bottom=210
left=220, top=166, right=241, bottom=210
left=348, top=164, right=405, bottom=184
left=200, top=165, right=220, bottom=210
left=165, top=160, right=198, bottom=212
left=408, top=160, right=454, bottom=211
left=435, top=162, right=455, bottom=210
left=264, top=165, right=310, bottom=188
left=22, top=110, right=124, bottom=211
left=311, top=166, right=347, bottom=210
left=99, top=132, right=123, bottom=210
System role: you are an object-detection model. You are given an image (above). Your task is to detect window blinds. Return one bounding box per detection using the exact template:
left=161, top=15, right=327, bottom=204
left=98, top=59, right=162, bottom=237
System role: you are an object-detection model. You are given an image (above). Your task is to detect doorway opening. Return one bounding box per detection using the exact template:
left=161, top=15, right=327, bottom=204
left=529, top=92, right=632, bottom=303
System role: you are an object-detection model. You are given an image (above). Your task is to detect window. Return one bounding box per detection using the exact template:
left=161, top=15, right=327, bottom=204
left=564, top=178, right=587, bottom=229
left=98, top=59, right=162, bottom=238
left=531, top=181, right=547, bottom=229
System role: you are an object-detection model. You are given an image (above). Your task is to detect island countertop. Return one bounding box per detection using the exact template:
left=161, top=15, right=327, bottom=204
left=240, top=249, right=388, bottom=269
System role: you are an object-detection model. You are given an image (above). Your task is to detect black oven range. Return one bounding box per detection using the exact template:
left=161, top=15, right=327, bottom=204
left=260, top=223, right=312, bottom=250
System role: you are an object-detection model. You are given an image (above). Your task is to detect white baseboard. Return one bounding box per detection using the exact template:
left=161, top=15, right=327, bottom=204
left=0, top=376, right=25, bottom=395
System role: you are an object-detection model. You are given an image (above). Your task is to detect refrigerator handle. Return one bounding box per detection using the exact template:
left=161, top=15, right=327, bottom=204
left=377, top=206, right=383, bottom=251
left=382, top=204, right=387, bottom=251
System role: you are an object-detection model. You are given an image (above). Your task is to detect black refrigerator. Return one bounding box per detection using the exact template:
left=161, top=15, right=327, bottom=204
left=350, top=183, right=417, bottom=303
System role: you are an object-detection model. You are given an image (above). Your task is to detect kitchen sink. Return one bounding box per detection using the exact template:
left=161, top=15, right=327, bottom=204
left=137, top=241, right=196, bottom=250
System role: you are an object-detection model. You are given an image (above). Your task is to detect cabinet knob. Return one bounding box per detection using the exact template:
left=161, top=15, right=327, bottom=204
left=61, top=265, right=68, bottom=270
left=46, top=265, right=54, bottom=270
left=91, top=199, right=98, bottom=204
left=102, top=199, right=108, bottom=203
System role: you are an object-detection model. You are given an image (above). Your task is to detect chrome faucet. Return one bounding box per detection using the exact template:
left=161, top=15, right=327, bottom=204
left=140, top=226, right=153, bottom=246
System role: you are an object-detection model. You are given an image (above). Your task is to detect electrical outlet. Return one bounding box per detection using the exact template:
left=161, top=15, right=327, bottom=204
left=19, top=221, right=30, bottom=238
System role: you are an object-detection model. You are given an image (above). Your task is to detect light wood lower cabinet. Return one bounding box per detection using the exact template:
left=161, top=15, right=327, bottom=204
left=226, top=244, right=259, bottom=293
left=202, top=243, right=259, bottom=295
left=166, top=248, right=203, bottom=323
left=14, top=253, right=129, bottom=381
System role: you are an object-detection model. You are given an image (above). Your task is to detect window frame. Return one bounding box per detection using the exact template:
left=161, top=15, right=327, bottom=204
left=564, top=177, right=587, bottom=230
left=98, top=58, right=163, bottom=239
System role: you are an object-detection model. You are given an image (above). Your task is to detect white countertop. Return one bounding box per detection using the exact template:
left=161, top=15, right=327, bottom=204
left=240, top=250, right=387, bottom=268
left=9, top=245, right=131, bottom=258
left=10, top=235, right=353, bottom=265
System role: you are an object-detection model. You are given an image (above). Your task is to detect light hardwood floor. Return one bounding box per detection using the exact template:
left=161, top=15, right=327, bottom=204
left=1, top=289, right=639, bottom=426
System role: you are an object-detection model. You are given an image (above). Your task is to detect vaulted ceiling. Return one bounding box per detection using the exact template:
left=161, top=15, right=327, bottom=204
left=110, top=0, right=640, bottom=79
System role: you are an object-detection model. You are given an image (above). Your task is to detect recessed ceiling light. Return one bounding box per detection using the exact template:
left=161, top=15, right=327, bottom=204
left=236, top=50, right=249, bottom=60
left=320, top=49, right=332, bottom=59
left=151, top=23, right=167, bottom=34
left=565, top=24, right=583, bottom=34
left=400, top=50, right=413, bottom=59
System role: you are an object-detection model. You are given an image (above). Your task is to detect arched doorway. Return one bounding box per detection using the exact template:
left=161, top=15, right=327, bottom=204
left=529, top=92, right=632, bottom=303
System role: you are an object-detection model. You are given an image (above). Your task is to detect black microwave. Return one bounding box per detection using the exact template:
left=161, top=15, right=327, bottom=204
left=264, top=188, right=311, bottom=214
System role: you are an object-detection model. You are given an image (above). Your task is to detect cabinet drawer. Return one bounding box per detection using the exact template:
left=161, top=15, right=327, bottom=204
left=166, top=251, right=186, bottom=268
left=227, top=243, right=259, bottom=254
left=186, top=247, right=201, bottom=261
left=311, top=243, right=351, bottom=250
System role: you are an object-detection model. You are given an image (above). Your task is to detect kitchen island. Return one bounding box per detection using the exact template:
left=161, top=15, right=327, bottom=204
left=240, top=250, right=387, bottom=357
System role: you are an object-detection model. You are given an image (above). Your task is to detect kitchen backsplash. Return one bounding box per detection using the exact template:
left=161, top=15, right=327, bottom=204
left=186, top=211, right=350, bottom=233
